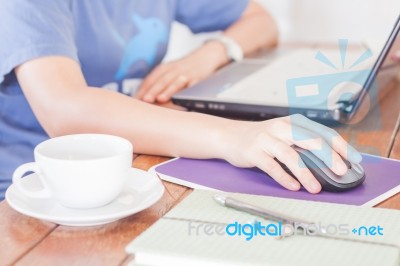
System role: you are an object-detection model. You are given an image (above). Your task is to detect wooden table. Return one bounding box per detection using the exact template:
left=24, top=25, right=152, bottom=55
left=1, top=78, right=399, bottom=266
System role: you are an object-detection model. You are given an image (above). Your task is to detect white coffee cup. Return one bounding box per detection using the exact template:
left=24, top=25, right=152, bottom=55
left=12, top=134, right=133, bottom=209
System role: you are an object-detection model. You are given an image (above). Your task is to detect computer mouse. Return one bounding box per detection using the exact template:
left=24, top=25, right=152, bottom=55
left=275, top=146, right=366, bottom=192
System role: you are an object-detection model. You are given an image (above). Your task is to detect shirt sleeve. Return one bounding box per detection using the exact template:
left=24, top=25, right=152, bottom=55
left=175, top=0, right=249, bottom=33
left=0, top=0, right=78, bottom=84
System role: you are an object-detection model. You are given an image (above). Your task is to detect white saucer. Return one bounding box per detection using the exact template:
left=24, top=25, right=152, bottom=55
left=5, top=168, right=164, bottom=226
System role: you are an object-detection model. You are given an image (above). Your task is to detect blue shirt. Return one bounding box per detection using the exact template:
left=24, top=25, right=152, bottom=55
left=0, top=0, right=248, bottom=198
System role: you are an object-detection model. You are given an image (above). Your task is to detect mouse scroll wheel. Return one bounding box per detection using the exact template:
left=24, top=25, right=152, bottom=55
left=344, top=160, right=352, bottom=169
left=350, top=162, right=365, bottom=175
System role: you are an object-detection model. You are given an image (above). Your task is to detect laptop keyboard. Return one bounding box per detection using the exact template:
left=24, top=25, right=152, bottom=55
left=217, top=48, right=371, bottom=107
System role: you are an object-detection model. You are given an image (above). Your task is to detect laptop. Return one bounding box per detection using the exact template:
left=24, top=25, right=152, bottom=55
left=172, top=16, right=400, bottom=123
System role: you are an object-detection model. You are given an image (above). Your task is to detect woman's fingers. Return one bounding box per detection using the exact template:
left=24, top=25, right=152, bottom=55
left=267, top=140, right=322, bottom=193
left=136, top=63, right=194, bottom=103
left=288, top=126, right=348, bottom=176
left=224, top=115, right=363, bottom=194
left=140, top=70, right=178, bottom=103
left=287, top=114, right=362, bottom=163
left=252, top=133, right=320, bottom=193
left=188, top=78, right=200, bottom=87
left=267, top=116, right=349, bottom=175
left=156, top=75, right=189, bottom=103
left=136, top=64, right=169, bottom=100
left=136, top=52, right=214, bottom=103
left=253, top=155, right=301, bottom=191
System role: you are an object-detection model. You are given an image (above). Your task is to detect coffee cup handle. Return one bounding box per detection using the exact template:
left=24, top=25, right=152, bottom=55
left=12, top=162, right=52, bottom=198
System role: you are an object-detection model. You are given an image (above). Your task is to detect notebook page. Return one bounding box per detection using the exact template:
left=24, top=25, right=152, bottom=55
left=126, top=190, right=400, bottom=266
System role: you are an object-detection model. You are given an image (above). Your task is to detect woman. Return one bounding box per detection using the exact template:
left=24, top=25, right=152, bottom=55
left=0, top=0, right=361, bottom=199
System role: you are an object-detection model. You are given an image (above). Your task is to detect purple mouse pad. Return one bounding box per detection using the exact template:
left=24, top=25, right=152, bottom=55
left=154, top=154, right=400, bottom=206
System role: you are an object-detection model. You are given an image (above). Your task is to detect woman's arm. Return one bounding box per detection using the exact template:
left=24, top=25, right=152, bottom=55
left=16, top=56, right=361, bottom=194
left=16, top=56, right=229, bottom=159
left=136, top=0, right=278, bottom=103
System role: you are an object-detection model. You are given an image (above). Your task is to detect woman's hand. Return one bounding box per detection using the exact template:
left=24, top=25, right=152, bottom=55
left=219, top=114, right=362, bottom=194
left=135, top=41, right=229, bottom=103
left=135, top=0, right=278, bottom=103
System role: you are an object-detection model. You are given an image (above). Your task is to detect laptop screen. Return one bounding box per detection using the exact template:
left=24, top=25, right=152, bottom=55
left=348, top=15, right=400, bottom=120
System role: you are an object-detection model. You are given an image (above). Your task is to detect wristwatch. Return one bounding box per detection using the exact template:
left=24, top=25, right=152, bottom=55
left=207, top=36, right=244, bottom=62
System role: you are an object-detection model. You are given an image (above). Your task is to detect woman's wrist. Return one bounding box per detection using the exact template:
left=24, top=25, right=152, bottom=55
left=182, top=111, right=241, bottom=160
left=193, top=40, right=230, bottom=71
left=212, top=118, right=253, bottom=161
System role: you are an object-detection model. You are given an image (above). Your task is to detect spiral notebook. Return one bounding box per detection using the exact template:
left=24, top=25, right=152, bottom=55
left=126, top=190, right=400, bottom=266
left=150, top=154, right=400, bottom=206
